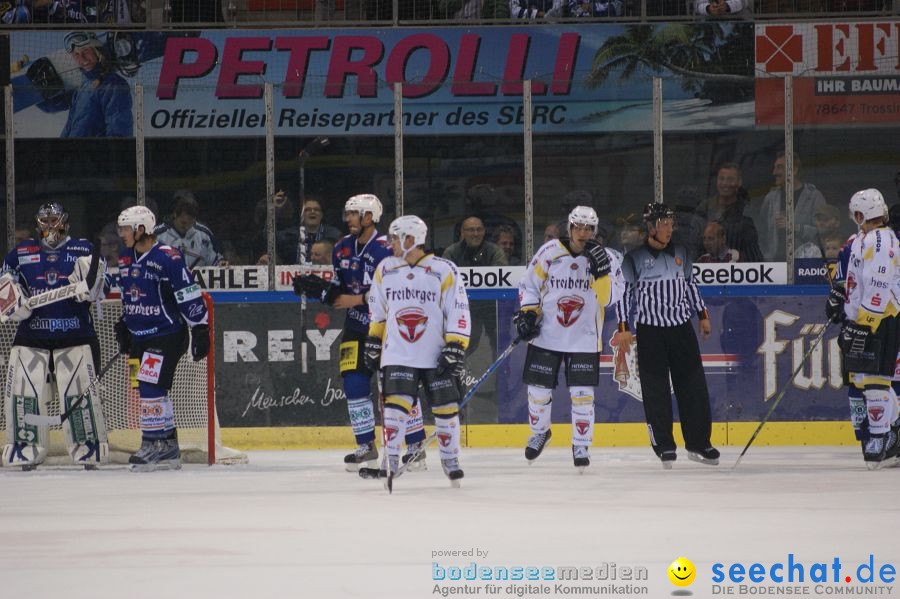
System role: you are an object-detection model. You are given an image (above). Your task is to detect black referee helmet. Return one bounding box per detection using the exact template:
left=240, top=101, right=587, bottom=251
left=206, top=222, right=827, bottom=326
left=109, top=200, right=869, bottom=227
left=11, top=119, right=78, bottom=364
left=642, top=202, right=675, bottom=228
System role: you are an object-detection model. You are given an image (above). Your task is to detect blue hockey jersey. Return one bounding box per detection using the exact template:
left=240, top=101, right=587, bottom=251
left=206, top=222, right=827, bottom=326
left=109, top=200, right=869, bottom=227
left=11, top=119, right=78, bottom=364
left=331, top=231, right=392, bottom=334
left=2, top=238, right=98, bottom=342
left=832, top=233, right=857, bottom=284
left=118, top=243, right=207, bottom=338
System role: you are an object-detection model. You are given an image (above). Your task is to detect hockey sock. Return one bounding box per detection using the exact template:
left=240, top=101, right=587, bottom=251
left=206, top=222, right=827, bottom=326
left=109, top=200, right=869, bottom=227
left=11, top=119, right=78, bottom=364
left=405, top=402, right=426, bottom=445
left=434, top=414, right=461, bottom=461
left=347, top=396, right=376, bottom=444
left=138, top=395, right=176, bottom=439
left=570, top=386, right=595, bottom=447
left=849, top=386, right=867, bottom=441
left=863, top=387, right=896, bottom=435
left=383, top=403, right=408, bottom=458
left=527, top=385, right=552, bottom=434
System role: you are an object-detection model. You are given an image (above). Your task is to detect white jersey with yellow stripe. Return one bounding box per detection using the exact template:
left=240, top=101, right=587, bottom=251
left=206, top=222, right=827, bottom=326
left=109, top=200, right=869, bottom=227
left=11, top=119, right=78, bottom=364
left=368, top=254, right=471, bottom=369
left=519, top=239, right=625, bottom=354
left=844, top=226, right=900, bottom=331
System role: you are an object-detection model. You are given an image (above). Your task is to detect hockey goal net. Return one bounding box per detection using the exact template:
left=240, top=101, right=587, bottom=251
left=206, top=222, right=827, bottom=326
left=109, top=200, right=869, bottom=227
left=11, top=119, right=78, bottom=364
left=0, top=294, right=247, bottom=465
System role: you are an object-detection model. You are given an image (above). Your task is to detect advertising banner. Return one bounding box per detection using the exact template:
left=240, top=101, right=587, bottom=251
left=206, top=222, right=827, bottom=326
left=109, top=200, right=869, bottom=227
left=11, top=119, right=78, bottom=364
left=213, top=294, right=845, bottom=428
left=755, top=22, right=900, bottom=125
left=11, top=24, right=755, bottom=138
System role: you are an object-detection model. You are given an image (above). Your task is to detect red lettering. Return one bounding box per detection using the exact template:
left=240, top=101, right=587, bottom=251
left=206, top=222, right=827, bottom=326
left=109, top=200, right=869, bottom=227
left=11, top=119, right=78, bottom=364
left=216, top=37, right=272, bottom=99
left=501, top=34, right=546, bottom=96
left=157, top=37, right=217, bottom=100
left=551, top=32, right=580, bottom=95
left=275, top=36, right=330, bottom=99
left=451, top=35, right=497, bottom=96
left=815, top=24, right=833, bottom=71
left=855, top=23, right=893, bottom=72
left=816, top=24, right=851, bottom=71
left=385, top=34, right=449, bottom=99
left=325, top=36, right=384, bottom=98
left=896, top=23, right=900, bottom=70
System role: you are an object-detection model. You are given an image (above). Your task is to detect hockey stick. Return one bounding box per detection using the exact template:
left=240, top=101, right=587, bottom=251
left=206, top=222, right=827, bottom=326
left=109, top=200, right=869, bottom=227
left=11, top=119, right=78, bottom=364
left=732, top=322, right=832, bottom=470
left=23, top=351, right=121, bottom=427
left=361, top=334, right=523, bottom=481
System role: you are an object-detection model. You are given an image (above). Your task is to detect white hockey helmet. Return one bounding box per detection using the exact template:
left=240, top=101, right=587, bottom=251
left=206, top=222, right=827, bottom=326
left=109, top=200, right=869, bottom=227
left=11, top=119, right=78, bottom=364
left=344, top=194, right=383, bottom=223
left=389, top=215, right=428, bottom=247
left=117, top=205, right=156, bottom=234
left=568, top=205, right=599, bottom=237
left=848, top=188, right=887, bottom=225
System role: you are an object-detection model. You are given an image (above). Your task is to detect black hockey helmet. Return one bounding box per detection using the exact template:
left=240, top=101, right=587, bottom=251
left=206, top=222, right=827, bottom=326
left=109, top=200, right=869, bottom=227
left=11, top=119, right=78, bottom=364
left=642, top=202, right=674, bottom=227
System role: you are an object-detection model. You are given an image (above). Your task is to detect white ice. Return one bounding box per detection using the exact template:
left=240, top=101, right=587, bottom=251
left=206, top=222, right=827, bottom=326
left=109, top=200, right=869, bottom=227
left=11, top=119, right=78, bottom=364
left=3, top=447, right=898, bottom=599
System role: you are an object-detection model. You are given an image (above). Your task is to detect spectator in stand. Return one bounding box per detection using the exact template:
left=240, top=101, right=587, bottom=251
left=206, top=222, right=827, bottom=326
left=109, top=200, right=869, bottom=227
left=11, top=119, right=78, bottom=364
left=617, top=213, right=646, bottom=254
left=570, top=0, right=622, bottom=15
left=822, top=233, right=844, bottom=261
left=756, top=151, right=826, bottom=262
left=695, top=163, right=763, bottom=262
left=697, top=222, right=739, bottom=263
left=493, top=224, right=521, bottom=265
left=510, top=0, right=565, bottom=18
left=155, top=190, right=225, bottom=268
left=696, top=0, right=746, bottom=15
left=443, top=216, right=506, bottom=358
left=796, top=203, right=842, bottom=259
left=310, top=240, right=334, bottom=266
left=291, top=197, right=342, bottom=264
left=543, top=222, right=560, bottom=243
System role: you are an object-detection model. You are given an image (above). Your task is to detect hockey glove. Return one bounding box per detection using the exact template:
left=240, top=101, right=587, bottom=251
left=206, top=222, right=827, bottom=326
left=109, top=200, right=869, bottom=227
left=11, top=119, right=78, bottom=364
left=363, top=336, right=382, bottom=372
left=825, top=283, right=846, bottom=324
left=294, top=274, right=340, bottom=306
left=191, top=324, right=211, bottom=362
left=513, top=310, right=541, bottom=342
left=114, top=317, right=131, bottom=355
left=584, top=239, right=611, bottom=279
left=437, top=342, right=466, bottom=378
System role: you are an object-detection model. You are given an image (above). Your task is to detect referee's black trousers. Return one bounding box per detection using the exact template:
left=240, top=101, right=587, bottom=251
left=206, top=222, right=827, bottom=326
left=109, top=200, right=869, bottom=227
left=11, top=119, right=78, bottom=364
left=636, top=320, right=712, bottom=454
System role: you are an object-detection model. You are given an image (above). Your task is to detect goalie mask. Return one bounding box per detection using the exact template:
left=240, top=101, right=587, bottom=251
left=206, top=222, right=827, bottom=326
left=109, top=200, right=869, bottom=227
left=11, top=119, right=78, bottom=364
left=36, top=203, right=69, bottom=248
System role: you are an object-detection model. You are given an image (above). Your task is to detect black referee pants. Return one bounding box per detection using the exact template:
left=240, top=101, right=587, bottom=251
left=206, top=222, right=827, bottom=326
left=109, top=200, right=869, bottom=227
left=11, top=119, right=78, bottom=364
left=636, top=320, right=712, bottom=455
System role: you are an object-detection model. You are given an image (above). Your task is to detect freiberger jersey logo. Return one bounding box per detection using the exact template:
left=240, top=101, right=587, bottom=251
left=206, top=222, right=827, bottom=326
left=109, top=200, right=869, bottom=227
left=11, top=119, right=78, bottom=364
left=396, top=307, right=428, bottom=342
left=556, top=295, right=584, bottom=327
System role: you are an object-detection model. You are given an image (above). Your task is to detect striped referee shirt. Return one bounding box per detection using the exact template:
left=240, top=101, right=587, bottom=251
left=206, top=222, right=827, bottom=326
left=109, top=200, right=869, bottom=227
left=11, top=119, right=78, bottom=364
left=616, top=242, right=706, bottom=328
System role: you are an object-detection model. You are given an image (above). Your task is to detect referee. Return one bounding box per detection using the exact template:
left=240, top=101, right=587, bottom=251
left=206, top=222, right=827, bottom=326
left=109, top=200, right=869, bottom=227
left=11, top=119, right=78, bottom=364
left=615, top=203, right=719, bottom=469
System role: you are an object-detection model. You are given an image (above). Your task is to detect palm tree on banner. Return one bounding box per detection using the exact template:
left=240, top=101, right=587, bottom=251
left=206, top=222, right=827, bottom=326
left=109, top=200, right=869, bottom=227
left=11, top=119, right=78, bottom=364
left=586, top=24, right=754, bottom=93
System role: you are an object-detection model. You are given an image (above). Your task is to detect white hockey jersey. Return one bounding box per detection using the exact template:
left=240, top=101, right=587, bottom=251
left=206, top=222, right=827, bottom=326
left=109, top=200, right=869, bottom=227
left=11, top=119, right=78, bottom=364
left=519, top=239, right=625, bottom=353
left=368, top=254, right=471, bottom=369
left=844, top=226, right=900, bottom=331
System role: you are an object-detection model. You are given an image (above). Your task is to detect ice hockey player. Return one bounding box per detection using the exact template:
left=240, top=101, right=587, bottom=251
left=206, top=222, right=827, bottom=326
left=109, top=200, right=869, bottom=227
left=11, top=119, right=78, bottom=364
left=364, top=215, right=471, bottom=488
left=115, top=205, right=210, bottom=472
left=293, top=194, right=427, bottom=472
left=616, top=203, right=719, bottom=469
left=835, top=189, right=900, bottom=469
left=1, top=203, right=107, bottom=470
left=513, top=206, right=623, bottom=472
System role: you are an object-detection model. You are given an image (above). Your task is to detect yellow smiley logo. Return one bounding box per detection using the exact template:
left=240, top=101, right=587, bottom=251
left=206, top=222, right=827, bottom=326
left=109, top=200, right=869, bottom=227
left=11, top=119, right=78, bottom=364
left=668, top=557, right=696, bottom=587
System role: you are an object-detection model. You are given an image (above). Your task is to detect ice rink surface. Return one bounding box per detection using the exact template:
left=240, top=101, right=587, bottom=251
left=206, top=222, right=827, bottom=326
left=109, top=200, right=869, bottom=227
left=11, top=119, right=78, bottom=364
left=3, top=447, right=899, bottom=599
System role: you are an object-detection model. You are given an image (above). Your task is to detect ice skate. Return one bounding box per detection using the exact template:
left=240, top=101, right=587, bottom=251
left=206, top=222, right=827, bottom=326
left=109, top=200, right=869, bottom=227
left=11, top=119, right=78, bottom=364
left=402, top=441, right=427, bottom=472
left=864, top=431, right=900, bottom=470
left=344, top=441, right=378, bottom=472
left=441, top=457, right=464, bottom=488
left=687, top=446, right=720, bottom=466
left=572, top=445, right=590, bottom=473
left=129, top=434, right=182, bottom=472
left=658, top=450, right=677, bottom=470
left=525, top=429, right=552, bottom=463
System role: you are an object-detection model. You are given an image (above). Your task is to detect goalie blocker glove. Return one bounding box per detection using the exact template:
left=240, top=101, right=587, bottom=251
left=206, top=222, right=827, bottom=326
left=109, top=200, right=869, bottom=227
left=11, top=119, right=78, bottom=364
left=191, top=324, right=210, bottom=361
left=363, top=336, right=382, bottom=372
left=437, top=342, right=466, bottom=377
left=294, top=274, right=340, bottom=306
left=512, top=310, right=540, bottom=341
left=584, top=239, right=611, bottom=279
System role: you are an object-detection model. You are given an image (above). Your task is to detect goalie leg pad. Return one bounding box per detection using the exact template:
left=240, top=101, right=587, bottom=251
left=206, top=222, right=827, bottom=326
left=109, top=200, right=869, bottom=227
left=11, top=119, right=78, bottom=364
left=3, top=346, right=50, bottom=468
left=570, top=386, right=595, bottom=447
left=527, top=385, right=552, bottom=434
left=53, top=345, right=109, bottom=464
